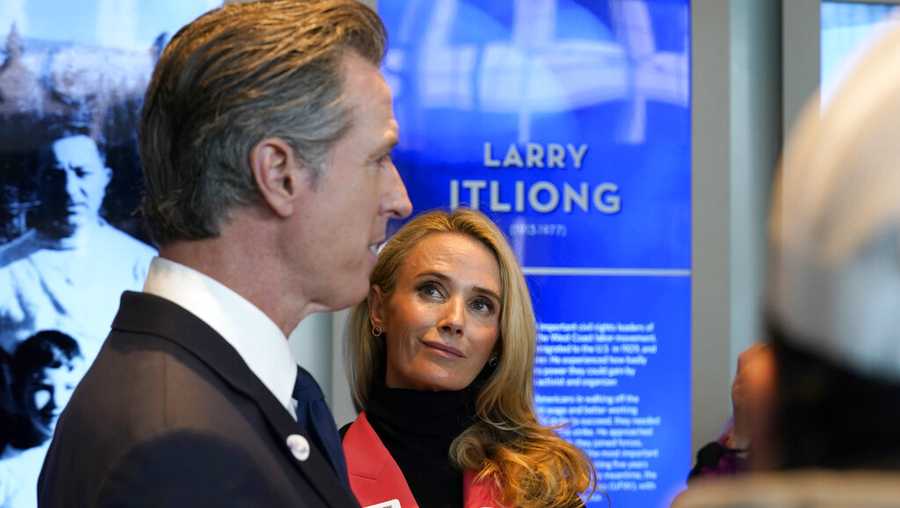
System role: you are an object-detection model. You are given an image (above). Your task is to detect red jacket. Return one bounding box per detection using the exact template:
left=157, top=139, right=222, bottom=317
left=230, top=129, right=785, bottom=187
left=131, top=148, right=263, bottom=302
left=342, top=412, right=503, bottom=508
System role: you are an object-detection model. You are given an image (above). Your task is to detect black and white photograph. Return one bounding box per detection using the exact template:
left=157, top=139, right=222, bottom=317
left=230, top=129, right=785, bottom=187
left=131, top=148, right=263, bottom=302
left=0, top=3, right=216, bottom=506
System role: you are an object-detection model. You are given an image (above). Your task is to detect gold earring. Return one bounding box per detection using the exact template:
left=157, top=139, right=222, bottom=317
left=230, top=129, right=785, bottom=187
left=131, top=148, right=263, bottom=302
left=372, top=325, right=383, bottom=337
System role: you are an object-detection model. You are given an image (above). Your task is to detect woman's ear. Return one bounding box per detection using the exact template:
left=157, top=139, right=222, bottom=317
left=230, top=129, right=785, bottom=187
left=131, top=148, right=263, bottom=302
left=368, top=285, right=386, bottom=329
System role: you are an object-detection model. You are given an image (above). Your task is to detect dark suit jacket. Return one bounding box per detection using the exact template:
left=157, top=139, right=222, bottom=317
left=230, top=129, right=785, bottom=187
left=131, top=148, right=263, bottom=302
left=38, top=291, right=359, bottom=508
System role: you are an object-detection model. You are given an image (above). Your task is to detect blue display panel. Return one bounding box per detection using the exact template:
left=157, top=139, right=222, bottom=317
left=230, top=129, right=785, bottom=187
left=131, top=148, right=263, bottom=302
left=379, top=1, right=691, bottom=506
left=821, top=1, right=900, bottom=103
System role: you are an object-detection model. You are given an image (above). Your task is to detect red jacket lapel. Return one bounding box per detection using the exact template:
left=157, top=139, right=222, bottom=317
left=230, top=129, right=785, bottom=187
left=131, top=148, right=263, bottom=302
left=343, top=412, right=418, bottom=508
left=342, top=412, right=504, bottom=508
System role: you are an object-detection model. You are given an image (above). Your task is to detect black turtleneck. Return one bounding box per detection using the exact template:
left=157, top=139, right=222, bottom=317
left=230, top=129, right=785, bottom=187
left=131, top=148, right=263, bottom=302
left=364, top=380, right=477, bottom=508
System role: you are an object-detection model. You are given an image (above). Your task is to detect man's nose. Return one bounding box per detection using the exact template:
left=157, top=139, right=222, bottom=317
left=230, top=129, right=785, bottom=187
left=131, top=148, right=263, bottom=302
left=45, top=389, right=61, bottom=410
left=384, top=161, right=412, bottom=219
left=64, top=171, right=85, bottom=199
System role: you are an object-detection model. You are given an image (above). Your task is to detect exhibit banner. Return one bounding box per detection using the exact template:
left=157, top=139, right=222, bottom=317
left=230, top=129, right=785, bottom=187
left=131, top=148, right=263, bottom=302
left=378, top=1, right=692, bottom=506
left=0, top=3, right=216, bottom=507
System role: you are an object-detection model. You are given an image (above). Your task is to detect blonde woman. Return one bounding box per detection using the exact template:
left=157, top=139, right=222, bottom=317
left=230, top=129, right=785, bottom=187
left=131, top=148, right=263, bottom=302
left=342, top=208, right=596, bottom=508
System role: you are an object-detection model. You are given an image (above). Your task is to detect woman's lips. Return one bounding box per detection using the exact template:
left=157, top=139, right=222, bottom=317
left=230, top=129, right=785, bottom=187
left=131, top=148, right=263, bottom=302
left=421, top=340, right=465, bottom=358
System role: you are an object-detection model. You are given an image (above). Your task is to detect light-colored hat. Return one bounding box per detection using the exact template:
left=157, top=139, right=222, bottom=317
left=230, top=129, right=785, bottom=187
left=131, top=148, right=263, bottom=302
left=768, top=22, right=900, bottom=382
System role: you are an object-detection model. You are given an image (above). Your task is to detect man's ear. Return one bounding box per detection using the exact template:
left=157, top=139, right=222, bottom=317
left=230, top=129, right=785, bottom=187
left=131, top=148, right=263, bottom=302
left=249, top=137, right=311, bottom=218
left=368, top=285, right=386, bottom=329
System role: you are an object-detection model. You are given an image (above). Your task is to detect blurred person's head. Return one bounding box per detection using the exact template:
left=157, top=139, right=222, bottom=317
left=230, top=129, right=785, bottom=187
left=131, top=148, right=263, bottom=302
left=764, top=24, right=900, bottom=470
left=10, top=330, right=82, bottom=448
left=32, top=125, right=111, bottom=243
left=139, top=0, right=411, bottom=313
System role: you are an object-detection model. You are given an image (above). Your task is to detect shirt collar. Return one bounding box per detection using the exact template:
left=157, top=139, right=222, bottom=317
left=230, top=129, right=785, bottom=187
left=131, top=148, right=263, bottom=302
left=142, top=256, right=298, bottom=418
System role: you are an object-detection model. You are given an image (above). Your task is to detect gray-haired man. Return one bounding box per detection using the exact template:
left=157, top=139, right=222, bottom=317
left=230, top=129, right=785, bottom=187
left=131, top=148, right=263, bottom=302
left=38, top=1, right=411, bottom=506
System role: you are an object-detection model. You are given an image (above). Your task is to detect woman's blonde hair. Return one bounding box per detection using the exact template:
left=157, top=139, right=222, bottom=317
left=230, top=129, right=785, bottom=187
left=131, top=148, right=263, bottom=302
left=346, top=208, right=596, bottom=507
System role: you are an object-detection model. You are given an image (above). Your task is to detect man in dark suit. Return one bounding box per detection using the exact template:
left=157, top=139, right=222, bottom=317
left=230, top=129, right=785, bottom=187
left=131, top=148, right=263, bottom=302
left=37, top=1, right=412, bottom=507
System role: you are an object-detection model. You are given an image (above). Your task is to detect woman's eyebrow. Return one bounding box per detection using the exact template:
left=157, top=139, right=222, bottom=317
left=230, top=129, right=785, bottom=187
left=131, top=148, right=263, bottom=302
left=472, top=286, right=501, bottom=302
left=416, top=271, right=500, bottom=301
left=414, top=270, right=448, bottom=281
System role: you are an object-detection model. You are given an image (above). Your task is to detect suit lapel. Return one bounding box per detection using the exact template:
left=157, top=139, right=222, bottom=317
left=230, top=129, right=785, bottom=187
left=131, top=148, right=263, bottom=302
left=342, top=412, right=418, bottom=508
left=112, top=291, right=359, bottom=508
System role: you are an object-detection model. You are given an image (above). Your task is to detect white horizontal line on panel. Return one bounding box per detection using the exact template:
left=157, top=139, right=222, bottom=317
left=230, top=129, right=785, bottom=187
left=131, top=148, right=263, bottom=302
left=522, top=267, right=692, bottom=277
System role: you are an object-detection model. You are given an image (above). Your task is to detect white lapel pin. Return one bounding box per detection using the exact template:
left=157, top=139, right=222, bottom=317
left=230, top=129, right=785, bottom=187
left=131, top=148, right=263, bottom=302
left=286, top=434, right=310, bottom=462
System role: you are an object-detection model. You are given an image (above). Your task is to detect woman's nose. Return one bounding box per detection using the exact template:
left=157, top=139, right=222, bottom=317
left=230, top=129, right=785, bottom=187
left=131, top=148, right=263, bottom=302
left=438, top=297, right=465, bottom=336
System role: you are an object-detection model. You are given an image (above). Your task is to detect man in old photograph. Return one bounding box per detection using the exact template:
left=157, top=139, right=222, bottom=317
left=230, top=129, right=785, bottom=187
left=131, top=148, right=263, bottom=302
left=0, top=124, right=156, bottom=362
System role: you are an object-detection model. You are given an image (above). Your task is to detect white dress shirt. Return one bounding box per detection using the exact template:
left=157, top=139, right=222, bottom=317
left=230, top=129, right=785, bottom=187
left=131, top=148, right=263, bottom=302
left=143, top=256, right=298, bottom=418
left=0, top=223, right=155, bottom=360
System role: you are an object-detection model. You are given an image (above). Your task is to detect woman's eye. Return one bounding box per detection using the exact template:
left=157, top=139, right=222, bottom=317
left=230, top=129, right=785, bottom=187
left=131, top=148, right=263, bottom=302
left=418, top=282, right=443, bottom=299
left=470, top=297, right=495, bottom=315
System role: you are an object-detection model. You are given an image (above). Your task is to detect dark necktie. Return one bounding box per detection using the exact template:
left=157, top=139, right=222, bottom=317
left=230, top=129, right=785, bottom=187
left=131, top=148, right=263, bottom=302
left=292, top=366, right=349, bottom=486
